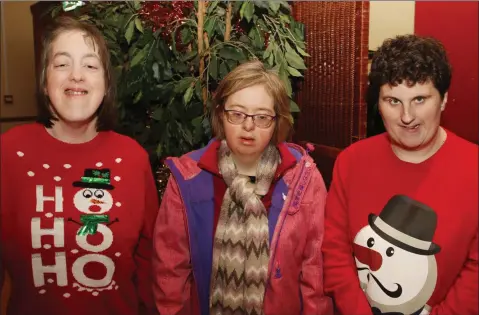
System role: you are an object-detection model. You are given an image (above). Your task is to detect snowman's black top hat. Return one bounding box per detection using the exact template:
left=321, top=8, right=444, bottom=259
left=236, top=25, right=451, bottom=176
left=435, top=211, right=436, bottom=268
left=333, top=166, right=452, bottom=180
left=73, top=168, right=115, bottom=190
left=369, top=195, right=441, bottom=256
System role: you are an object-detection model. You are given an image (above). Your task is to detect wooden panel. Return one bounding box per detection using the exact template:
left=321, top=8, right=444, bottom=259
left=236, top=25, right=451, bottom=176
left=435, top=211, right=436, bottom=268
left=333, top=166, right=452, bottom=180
left=291, top=2, right=370, bottom=149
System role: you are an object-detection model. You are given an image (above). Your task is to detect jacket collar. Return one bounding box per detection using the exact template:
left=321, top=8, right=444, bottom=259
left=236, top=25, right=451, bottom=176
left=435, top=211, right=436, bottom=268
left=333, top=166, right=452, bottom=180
left=197, top=139, right=297, bottom=181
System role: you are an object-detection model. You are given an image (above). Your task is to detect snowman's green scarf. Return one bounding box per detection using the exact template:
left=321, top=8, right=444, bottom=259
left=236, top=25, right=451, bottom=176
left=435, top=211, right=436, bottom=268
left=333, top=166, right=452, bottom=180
left=77, top=214, right=109, bottom=235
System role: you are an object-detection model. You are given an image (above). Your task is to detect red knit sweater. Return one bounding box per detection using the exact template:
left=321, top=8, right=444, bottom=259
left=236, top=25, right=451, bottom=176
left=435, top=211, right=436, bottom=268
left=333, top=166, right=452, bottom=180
left=323, top=129, right=478, bottom=315
left=0, top=123, right=159, bottom=315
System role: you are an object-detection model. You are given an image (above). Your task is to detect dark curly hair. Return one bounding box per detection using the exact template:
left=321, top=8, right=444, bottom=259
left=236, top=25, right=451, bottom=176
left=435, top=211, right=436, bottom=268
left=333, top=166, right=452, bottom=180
left=368, top=34, right=451, bottom=100
left=366, top=34, right=452, bottom=136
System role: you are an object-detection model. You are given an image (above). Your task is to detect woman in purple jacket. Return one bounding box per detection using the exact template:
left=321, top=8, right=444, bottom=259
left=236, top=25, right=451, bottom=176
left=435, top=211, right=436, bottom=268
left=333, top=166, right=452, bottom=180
left=152, top=60, right=332, bottom=315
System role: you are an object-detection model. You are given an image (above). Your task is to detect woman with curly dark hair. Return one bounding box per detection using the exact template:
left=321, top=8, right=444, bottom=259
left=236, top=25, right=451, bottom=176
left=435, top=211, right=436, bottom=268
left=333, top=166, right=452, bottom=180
left=323, top=34, right=477, bottom=315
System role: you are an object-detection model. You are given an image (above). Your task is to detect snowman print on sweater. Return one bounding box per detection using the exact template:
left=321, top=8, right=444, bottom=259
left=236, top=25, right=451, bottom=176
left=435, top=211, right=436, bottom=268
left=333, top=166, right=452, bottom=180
left=68, top=168, right=120, bottom=294
left=68, top=168, right=119, bottom=235
left=353, top=195, right=441, bottom=315
left=24, top=154, right=124, bottom=298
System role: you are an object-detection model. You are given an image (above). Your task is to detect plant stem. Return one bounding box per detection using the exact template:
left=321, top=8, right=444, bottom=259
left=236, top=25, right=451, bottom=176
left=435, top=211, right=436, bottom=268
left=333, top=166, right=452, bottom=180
left=225, top=2, right=232, bottom=41
left=197, top=0, right=207, bottom=111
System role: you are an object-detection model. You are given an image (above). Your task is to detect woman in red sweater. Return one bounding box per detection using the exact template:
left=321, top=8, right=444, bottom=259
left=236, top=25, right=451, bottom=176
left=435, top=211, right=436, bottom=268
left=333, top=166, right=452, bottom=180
left=323, top=35, right=478, bottom=315
left=0, top=17, right=158, bottom=315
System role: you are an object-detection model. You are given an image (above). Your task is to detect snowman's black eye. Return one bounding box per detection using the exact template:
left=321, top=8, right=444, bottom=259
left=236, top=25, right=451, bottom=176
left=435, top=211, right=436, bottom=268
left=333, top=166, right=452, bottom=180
left=82, top=189, right=92, bottom=198
left=367, top=237, right=375, bottom=248
left=94, top=190, right=104, bottom=198
left=386, top=247, right=395, bottom=257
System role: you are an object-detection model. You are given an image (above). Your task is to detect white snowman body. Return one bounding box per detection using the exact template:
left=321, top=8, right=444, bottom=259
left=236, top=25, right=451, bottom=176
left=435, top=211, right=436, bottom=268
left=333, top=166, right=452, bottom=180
left=354, top=225, right=438, bottom=314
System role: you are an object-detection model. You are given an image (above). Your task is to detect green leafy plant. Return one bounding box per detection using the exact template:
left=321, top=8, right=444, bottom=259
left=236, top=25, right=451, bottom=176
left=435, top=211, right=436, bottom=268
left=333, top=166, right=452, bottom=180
left=54, top=0, right=308, bottom=162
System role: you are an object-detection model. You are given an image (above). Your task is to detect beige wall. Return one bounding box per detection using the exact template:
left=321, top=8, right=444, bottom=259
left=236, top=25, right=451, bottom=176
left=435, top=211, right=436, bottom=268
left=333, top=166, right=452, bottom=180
left=369, top=1, right=415, bottom=50
left=1, top=1, right=37, bottom=133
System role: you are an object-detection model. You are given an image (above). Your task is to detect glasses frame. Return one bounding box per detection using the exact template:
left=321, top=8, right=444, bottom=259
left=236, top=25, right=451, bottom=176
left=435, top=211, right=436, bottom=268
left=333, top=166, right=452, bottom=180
left=223, top=109, right=277, bottom=128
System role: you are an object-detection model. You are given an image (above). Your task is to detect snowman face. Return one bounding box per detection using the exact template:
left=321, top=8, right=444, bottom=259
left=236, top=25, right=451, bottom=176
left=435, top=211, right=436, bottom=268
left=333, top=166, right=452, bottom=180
left=353, top=225, right=437, bottom=311
left=73, top=188, right=113, bottom=214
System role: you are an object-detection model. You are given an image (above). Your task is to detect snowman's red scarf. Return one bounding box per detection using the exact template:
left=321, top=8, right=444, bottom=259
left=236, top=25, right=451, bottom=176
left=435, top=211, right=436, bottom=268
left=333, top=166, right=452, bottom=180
left=209, top=140, right=280, bottom=315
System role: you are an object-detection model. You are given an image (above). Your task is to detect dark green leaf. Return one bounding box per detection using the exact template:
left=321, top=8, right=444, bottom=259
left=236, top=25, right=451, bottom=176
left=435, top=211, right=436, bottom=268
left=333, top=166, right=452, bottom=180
left=241, top=2, right=255, bottom=22
left=163, top=65, right=173, bottom=81
left=207, top=0, right=219, bottom=14
left=248, top=26, right=264, bottom=49
left=269, top=1, right=280, bottom=13
left=195, top=80, right=202, bottom=100
left=285, top=44, right=307, bottom=70
left=296, top=45, right=310, bottom=57
left=192, top=116, right=203, bottom=128
left=133, top=90, right=142, bottom=104
left=257, top=19, right=267, bottom=31
left=292, top=21, right=305, bottom=41
left=273, top=44, right=285, bottom=66
left=152, top=108, right=164, bottom=121
left=172, top=61, right=189, bottom=73
left=219, top=46, right=245, bottom=61
left=216, top=7, right=226, bottom=16
left=152, top=62, right=160, bottom=80
left=209, top=55, right=218, bottom=80
left=267, top=52, right=274, bottom=66
left=175, top=77, right=195, bottom=93
left=125, top=19, right=135, bottom=44
left=253, top=0, right=269, bottom=9
left=239, top=34, right=250, bottom=44
left=134, top=17, right=143, bottom=33
left=219, top=61, right=229, bottom=78
left=226, top=59, right=238, bottom=71
left=181, top=50, right=198, bottom=62
left=263, top=43, right=273, bottom=59
left=204, top=18, right=217, bottom=37
left=184, top=86, right=194, bottom=104
left=181, top=28, right=193, bottom=45
left=287, top=66, right=303, bottom=77
left=290, top=99, right=300, bottom=113
left=279, top=13, right=290, bottom=24
left=279, top=0, right=291, bottom=10
left=193, top=119, right=205, bottom=143
left=156, top=143, right=163, bottom=157
left=279, top=66, right=292, bottom=97
left=133, top=0, right=141, bottom=10
left=233, top=1, right=243, bottom=13
left=130, top=43, right=150, bottom=68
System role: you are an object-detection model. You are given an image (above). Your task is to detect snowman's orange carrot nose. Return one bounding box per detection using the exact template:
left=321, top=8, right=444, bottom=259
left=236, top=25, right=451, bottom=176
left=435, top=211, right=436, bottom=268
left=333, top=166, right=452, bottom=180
left=353, top=243, right=383, bottom=271
left=90, top=199, right=105, bottom=205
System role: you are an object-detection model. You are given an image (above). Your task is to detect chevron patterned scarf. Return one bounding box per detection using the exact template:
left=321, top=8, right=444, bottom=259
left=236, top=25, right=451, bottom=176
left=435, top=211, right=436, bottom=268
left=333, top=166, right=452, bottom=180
left=209, top=140, right=280, bottom=315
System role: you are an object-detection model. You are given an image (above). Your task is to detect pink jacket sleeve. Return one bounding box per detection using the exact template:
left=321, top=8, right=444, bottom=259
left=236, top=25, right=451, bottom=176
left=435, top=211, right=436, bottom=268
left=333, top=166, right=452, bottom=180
left=135, top=162, right=160, bottom=315
left=322, top=152, right=373, bottom=315
left=430, top=232, right=478, bottom=315
left=300, top=169, right=333, bottom=315
left=152, top=175, right=193, bottom=315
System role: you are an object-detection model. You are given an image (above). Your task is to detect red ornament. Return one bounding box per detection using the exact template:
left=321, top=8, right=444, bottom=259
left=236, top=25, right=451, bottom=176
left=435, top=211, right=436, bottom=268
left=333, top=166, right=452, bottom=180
left=139, top=1, right=193, bottom=40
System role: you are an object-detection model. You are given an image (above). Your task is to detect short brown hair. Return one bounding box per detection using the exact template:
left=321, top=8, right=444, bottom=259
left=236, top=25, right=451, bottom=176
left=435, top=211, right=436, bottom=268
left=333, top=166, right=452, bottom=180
left=37, top=16, right=117, bottom=130
left=211, top=60, right=293, bottom=144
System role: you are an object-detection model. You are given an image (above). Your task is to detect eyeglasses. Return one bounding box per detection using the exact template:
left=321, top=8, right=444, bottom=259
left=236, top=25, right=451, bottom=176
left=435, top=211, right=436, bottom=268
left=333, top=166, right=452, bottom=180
left=224, top=109, right=276, bottom=128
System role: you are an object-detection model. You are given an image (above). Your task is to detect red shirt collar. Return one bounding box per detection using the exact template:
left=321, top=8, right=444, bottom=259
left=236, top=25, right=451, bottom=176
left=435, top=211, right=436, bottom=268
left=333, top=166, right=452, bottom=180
left=197, top=139, right=297, bottom=180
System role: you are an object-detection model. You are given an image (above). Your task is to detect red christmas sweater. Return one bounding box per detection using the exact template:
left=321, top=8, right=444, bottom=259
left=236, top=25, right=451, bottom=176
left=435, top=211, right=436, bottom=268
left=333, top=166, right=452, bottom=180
left=0, top=123, right=159, bottom=315
left=323, top=129, right=478, bottom=315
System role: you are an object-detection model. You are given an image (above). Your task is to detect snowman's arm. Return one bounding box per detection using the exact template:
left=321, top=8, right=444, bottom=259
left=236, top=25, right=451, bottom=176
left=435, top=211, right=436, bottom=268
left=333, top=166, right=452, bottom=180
left=106, top=218, right=119, bottom=226
left=67, top=217, right=82, bottom=226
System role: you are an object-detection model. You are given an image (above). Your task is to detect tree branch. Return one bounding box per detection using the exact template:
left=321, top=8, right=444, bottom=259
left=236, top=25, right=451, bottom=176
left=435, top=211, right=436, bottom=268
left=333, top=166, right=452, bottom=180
left=225, top=2, right=232, bottom=41
left=197, top=0, right=207, bottom=110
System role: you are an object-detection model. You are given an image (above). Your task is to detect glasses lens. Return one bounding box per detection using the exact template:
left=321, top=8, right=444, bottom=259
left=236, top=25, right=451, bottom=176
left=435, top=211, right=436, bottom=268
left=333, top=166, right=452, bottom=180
left=226, top=111, right=245, bottom=124
left=254, top=115, right=273, bottom=128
